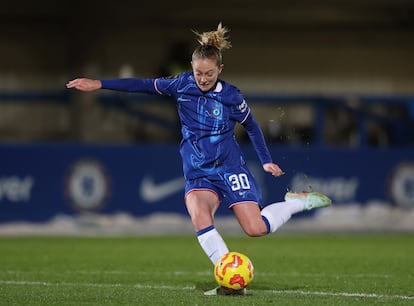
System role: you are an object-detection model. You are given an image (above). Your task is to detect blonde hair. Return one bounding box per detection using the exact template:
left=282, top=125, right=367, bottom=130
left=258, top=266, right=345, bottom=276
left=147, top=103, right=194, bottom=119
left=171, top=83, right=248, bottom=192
left=192, top=22, right=231, bottom=66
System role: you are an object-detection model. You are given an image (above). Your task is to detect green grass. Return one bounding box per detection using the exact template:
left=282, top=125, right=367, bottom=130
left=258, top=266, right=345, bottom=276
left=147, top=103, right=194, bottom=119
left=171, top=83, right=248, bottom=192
left=0, top=235, right=413, bottom=305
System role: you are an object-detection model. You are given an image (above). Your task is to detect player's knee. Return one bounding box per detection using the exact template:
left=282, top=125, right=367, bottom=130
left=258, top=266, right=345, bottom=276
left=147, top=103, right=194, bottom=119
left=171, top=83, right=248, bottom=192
left=189, top=211, right=215, bottom=232
left=190, top=214, right=210, bottom=231
left=242, top=223, right=268, bottom=237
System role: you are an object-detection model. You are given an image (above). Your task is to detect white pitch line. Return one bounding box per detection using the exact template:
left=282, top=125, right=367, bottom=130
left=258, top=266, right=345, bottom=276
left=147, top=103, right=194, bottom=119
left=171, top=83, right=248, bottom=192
left=0, top=280, right=121, bottom=288
left=0, top=280, right=195, bottom=291
left=0, top=270, right=396, bottom=279
left=0, top=280, right=412, bottom=301
left=262, top=289, right=414, bottom=301
left=133, top=284, right=196, bottom=290
left=258, top=272, right=394, bottom=279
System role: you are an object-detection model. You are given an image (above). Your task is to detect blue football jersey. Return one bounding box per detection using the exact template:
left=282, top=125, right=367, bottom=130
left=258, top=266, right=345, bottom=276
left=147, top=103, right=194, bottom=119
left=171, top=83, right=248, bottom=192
left=155, top=72, right=252, bottom=179
left=101, top=72, right=272, bottom=179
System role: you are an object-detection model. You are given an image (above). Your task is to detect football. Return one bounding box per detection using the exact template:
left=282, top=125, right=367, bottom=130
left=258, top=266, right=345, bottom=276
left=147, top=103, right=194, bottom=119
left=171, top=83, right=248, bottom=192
left=214, top=251, right=254, bottom=291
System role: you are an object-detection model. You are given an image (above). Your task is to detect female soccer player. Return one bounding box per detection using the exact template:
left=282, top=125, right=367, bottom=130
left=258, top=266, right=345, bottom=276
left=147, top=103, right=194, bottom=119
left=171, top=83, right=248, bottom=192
left=67, top=23, right=331, bottom=295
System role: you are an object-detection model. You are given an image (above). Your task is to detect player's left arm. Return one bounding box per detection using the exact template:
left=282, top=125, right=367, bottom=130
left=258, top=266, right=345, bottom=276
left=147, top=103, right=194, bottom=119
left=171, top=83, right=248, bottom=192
left=241, top=112, right=284, bottom=177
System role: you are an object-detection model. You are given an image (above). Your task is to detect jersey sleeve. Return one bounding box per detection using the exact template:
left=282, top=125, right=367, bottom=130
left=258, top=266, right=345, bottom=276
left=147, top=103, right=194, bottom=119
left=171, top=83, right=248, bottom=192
left=100, top=75, right=180, bottom=97
left=229, top=94, right=251, bottom=123
left=152, top=75, right=181, bottom=97
left=101, top=78, right=158, bottom=94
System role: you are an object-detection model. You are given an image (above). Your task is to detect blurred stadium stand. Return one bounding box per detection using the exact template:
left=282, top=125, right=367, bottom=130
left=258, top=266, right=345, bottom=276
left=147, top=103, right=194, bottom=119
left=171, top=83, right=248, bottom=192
left=0, top=0, right=413, bottom=147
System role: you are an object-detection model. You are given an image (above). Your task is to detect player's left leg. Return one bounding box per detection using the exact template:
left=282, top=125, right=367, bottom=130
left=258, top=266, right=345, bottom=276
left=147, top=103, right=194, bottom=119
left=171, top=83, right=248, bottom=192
left=185, top=189, right=229, bottom=265
left=232, top=200, right=299, bottom=236
left=261, top=192, right=332, bottom=233
left=259, top=199, right=303, bottom=233
left=232, top=202, right=268, bottom=237
left=234, top=192, right=332, bottom=236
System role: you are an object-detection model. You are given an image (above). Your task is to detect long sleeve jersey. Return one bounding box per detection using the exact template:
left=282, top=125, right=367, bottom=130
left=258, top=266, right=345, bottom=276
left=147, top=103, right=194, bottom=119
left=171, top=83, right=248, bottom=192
left=101, top=72, right=272, bottom=180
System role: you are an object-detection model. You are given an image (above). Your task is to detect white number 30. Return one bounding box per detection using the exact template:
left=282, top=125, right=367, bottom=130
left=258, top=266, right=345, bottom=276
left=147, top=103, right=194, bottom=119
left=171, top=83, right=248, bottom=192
left=228, top=173, right=251, bottom=191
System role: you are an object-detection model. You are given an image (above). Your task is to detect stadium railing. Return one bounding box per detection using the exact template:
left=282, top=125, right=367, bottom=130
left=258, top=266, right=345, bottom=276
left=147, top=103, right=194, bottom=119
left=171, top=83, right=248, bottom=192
left=0, top=90, right=413, bottom=147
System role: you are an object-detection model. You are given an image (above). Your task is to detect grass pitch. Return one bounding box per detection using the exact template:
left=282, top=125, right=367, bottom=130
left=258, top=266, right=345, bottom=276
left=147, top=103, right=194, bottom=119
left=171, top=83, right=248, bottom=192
left=0, top=234, right=413, bottom=305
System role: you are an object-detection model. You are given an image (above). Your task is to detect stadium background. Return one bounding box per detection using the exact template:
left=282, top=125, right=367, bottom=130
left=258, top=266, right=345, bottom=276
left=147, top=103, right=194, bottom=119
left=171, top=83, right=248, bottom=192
left=0, top=0, right=413, bottom=234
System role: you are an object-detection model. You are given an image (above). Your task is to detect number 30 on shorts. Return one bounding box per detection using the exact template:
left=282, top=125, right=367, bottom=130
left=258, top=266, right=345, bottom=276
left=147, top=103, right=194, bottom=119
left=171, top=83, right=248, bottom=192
left=228, top=173, right=251, bottom=191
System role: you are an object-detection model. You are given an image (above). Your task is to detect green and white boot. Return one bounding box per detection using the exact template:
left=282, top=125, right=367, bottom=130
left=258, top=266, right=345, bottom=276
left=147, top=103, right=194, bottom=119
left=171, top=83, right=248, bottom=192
left=285, top=191, right=332, bottom=210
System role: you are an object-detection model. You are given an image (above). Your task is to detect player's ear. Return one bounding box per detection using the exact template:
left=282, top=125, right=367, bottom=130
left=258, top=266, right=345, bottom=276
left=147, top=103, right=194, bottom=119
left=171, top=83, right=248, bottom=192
left=218, top=64, right=224, bottom=74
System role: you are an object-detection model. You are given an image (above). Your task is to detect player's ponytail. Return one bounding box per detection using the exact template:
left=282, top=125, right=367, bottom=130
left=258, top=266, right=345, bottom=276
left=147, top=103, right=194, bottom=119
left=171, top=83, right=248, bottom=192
left=192, top=22, right=231, bottom=66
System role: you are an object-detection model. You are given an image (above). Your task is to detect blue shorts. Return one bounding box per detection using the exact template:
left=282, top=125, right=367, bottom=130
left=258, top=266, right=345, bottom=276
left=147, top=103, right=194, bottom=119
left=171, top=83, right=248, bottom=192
left=185, top=165, right=263, bottom=209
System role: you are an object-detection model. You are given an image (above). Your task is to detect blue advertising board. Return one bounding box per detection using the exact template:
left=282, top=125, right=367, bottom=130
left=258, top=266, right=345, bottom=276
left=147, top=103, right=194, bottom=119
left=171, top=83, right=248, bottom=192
left=0, top=143, right=413, bottom=223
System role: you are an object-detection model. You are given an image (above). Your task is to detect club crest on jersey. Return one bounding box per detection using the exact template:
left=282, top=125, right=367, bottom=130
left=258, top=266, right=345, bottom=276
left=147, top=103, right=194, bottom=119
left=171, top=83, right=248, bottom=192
left=211, top=106, right=222, bottom=118
left=238, top=100, right=248, bottom=113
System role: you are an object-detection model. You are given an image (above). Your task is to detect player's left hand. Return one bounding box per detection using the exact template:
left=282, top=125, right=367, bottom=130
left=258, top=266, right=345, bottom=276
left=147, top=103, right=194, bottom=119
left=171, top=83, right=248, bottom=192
left=263, top=162, right=285, bottom=177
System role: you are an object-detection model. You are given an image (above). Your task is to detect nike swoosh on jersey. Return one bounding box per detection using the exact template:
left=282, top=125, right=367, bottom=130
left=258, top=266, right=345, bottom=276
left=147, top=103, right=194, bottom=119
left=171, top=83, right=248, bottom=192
left=139, top=175, right=185, bottom=203
left=177, top=96, right=191, bottom=102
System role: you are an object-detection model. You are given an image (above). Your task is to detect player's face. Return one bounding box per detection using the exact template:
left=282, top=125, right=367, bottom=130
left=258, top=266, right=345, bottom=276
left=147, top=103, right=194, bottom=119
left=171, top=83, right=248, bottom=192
left=192, top=58, right=223, bottom=92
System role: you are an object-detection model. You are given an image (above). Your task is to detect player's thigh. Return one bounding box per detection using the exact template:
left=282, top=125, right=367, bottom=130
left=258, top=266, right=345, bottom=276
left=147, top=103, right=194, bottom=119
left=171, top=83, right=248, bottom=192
left=232, top=202, right=267, bottom=237
left=185, top=190, right=220, bottom=231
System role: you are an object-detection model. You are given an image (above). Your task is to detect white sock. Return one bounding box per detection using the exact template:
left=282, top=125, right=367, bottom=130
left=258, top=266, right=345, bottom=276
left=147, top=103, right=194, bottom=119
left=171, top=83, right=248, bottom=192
left=261, top=199, right=304, bottom=233
left=197, top=225, right=229, bottom=265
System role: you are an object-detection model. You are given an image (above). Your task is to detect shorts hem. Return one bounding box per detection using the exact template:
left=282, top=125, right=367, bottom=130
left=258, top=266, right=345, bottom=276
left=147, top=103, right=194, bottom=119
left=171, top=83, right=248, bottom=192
left=229, top=200, right=260, bottom=209
left=184, top=188, right=219, bottom=202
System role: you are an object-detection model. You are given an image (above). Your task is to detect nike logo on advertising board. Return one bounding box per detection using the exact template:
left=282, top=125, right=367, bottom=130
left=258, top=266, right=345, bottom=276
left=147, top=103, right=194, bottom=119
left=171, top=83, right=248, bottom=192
left=139, top=175, right=185, bottom=203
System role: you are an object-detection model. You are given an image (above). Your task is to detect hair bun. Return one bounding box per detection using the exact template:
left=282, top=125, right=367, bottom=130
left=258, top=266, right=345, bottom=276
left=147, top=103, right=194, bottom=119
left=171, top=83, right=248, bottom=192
left=193, top=22, right=232, bottom=51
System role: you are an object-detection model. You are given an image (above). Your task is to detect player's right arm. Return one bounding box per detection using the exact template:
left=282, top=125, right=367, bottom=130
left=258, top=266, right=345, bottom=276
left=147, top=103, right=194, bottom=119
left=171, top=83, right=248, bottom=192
left=66, top=77, right=178, bottom=97
left=66, top=77, right=157, bottom=94
left=66, top=78, right=102, bottom=92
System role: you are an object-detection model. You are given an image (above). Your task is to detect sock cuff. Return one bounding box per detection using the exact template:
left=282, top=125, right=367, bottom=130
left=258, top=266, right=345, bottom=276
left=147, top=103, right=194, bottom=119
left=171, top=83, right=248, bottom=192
left=261, top=216, right=271, bottom=234
left=196, top=225, right=215, bottom=236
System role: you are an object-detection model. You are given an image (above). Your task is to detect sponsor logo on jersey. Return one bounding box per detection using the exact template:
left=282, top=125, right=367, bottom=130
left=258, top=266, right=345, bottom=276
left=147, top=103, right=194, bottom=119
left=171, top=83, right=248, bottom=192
left=238, top=100, right=248, bottom=113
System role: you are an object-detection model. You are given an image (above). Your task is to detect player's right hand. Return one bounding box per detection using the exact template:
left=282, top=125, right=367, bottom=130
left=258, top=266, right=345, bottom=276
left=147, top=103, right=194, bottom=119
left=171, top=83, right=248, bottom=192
left=66, top=78, right=102, bottom=92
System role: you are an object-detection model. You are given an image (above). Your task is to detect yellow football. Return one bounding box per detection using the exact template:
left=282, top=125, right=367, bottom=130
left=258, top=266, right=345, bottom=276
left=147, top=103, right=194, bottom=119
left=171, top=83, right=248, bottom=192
left=214, top=251, right=254, bottom=291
